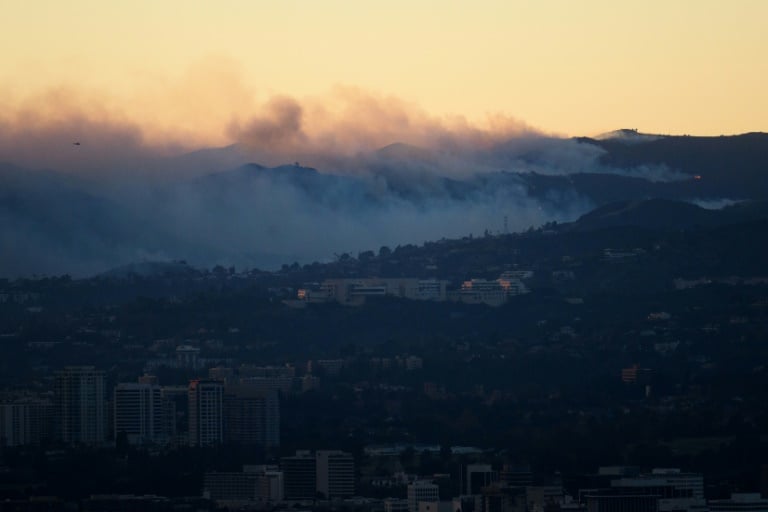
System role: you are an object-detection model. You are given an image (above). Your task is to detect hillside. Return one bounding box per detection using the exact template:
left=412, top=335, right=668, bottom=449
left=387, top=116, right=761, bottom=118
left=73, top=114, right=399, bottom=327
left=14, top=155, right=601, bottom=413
left=2, top=131, right=767, bottom=277
left=576, top=132, right=768, bottom=198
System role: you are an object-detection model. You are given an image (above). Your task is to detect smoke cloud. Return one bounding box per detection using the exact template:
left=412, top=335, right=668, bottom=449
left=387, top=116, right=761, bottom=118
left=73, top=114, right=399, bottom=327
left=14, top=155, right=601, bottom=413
left=0, top=62, right=693, bottom=277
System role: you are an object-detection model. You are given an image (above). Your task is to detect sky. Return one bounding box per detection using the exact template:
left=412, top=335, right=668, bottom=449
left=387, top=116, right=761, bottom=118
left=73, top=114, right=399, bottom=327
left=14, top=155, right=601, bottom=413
left=2, top=0, right=767, bottom=150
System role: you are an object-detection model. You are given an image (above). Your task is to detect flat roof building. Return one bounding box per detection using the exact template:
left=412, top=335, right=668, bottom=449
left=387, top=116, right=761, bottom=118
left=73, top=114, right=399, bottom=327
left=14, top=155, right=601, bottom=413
left=317, top=450, right=355, bottom=499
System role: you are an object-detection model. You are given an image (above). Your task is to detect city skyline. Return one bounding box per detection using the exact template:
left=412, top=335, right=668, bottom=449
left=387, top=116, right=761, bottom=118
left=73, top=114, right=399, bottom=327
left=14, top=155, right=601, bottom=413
left=2, top=2, right=768, bottom=509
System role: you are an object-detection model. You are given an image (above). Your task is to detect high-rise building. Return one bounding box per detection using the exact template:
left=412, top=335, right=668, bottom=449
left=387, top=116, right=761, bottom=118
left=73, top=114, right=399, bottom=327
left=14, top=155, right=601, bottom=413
left=224, top=386, right=279, bottom=448
left=0, top=396, right=52, bottom=447
left=188, top=380, right=224, bottom=446
left=281, top=451, right=317, bottom=501
left=113, top=382, right=166, bottom=445
left=316, top=450, right=355, bottom=499
left=54, top=366, right=107, bottom=445
left=161, top=385, right=188, bottom=445
left=408, top=481, right=440, bottom=512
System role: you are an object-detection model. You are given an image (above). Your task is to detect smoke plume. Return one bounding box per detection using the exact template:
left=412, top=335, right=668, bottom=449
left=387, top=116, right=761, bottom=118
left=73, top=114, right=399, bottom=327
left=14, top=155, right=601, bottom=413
left=0, top=63, right=691, bottom=277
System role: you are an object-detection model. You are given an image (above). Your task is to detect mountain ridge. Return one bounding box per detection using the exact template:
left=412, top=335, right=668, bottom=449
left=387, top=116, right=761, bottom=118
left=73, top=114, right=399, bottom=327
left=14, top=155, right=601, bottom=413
left=2, top=131, right=767, bottom=277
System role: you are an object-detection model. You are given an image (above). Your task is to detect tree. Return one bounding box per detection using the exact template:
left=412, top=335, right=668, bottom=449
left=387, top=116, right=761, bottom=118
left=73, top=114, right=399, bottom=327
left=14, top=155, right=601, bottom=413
left=400, top=446, right=416, bottom=471
left=115, top=430, right=130, bottom=457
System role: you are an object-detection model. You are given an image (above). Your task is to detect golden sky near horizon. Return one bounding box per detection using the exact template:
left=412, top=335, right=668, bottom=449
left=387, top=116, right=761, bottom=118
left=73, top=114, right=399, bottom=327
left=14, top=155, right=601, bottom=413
left=2, top=0, right=767, bottom=144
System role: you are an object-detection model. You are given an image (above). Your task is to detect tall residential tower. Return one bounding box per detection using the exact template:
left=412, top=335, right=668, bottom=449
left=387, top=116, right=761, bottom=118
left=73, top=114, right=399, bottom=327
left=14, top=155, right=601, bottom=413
left=54, top=366, right=107, bottom=445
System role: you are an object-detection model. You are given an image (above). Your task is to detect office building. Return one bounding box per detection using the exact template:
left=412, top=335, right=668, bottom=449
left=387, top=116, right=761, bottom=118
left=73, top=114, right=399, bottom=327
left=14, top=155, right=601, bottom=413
left=204, top=465, right=284, bottom=505
left=298, top=278, right=449, bottom=305
left=0, top=396, right=52, bottom=447
left=610, top=469, right=705, bottom=512
left=281, top=450, right=317, bottom=501
left=408, top=481, right=440, bottom=512
left=224, top=386, right=279, bottom=447
left=113, top=381, right=166, bottom=445
left=316, top=450, right=355, bottom=499
left=54, top=366, right=107, bottom=445
left=252, top=466, right=285, bottom=504
left=188, top=379, right=224, bottom=446
left=204, top=471, right=259, bottom=502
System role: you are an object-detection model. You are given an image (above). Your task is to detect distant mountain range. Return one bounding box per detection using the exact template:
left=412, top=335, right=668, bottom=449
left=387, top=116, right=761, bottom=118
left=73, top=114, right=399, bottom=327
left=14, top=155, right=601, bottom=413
left=1, top=131, right=766, bottom=277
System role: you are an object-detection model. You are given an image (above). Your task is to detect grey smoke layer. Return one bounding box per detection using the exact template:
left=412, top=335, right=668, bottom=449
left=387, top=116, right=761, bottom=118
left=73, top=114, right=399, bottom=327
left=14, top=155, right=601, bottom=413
left=0, top=97, right=694, bottom=279
left=1, top=139, right=606, bottom=277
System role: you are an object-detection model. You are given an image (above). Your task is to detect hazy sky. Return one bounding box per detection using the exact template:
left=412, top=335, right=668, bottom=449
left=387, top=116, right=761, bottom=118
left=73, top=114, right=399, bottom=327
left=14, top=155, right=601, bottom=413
left=2, top=0, right=767, bottom=145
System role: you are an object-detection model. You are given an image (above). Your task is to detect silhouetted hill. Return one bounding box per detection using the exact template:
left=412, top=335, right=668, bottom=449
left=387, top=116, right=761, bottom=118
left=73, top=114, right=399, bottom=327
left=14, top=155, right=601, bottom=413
left=567, top=199, right=714, bottom=231
left=576, top=132, right=768, bottom=199
left=562, top=199, right=768, bottom=232
left=96, top=260, right=200, bottom=280
left=594, top=128, right=663, bottom=143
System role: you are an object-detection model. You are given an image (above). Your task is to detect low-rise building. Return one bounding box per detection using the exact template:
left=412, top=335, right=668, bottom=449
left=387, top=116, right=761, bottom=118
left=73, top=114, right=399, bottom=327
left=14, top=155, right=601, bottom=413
left=408, top=481, right=440, bottom=512
left=709, top=494, right=768, bottom=512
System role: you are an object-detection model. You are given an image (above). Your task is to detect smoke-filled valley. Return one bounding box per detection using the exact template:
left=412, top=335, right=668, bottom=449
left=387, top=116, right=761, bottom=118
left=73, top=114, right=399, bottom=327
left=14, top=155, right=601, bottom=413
left=2, top=129, right=767, bottom=277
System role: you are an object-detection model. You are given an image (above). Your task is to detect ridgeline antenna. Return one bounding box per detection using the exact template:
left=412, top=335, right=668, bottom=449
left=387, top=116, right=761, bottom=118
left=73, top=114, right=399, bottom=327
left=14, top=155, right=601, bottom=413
left=504, top=215, right=509, bottom=234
